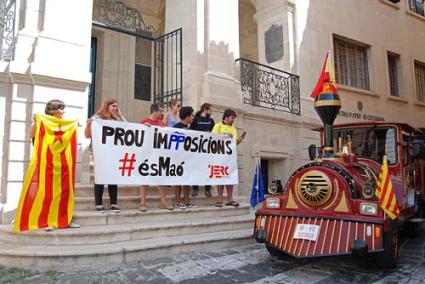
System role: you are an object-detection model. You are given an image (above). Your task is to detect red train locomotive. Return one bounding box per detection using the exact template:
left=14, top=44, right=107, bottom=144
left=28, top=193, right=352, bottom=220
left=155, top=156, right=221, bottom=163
left=253, top=84, right=425, bottom=268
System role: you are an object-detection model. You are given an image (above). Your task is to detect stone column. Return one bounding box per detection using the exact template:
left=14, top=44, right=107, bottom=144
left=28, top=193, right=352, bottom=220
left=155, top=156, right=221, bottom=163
left=0, top=0, right=93, bottom=223
left=164, top=0, right=200, bottom=108
left=255, top=0, right=290, bottom=71
left=203, top=0, right=240, bottom=108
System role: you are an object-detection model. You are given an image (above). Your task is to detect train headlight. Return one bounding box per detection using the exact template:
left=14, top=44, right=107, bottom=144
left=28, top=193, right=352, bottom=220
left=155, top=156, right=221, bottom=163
left=362, top=186, right=375, bottom=199
left=266, top=197, right=280, bottom=209
left=268, top=183, right=278, bottom=195
left=360, top=202, right=378, bottom=216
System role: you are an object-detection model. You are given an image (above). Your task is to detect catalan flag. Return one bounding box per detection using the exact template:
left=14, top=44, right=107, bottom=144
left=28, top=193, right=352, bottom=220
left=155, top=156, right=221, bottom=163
left=13, top=114, right=78, bottom=232
left=310, top=51, right=336, bottom=99
left=375, top=155, right=399, bottom=220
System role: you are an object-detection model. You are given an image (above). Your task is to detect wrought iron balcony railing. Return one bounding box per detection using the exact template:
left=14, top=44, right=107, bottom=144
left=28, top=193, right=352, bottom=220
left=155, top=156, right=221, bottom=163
left=408, top=0, right=424, bottom=16
left=0, top=0, right=16, bottom=61
left=236, top=58, right=300, bottom=115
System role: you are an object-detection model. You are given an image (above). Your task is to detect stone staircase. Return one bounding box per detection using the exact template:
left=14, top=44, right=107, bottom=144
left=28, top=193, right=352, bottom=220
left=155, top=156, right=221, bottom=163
left=0, top=184, right=255, bottom=271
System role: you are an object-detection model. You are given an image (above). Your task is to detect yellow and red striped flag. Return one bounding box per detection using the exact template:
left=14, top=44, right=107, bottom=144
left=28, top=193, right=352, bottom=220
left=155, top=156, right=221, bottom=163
left=375, top=155, right=399, bottom=220
left=13, top=114, right=78, bottom=232
left=310, top=50, right=337, bottom=99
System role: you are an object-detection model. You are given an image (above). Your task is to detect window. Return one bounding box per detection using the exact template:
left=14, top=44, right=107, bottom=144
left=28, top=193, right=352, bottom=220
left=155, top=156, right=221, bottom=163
left=134, top=37, right=152, bottom=101
left=409, top=0, right=425, bottom=16
left=415, top=61, right=425, bottom=102
left=334, top=126, right=398, bottom=165
left=387, top=52, right=400, bottom=97
left=333, top=36, right=370, bottom=90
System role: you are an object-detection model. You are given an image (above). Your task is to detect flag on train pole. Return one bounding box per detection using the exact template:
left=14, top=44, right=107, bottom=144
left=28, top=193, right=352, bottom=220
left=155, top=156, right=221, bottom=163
left=13, top=114, right=78, bottom=232
left=375, top=155, right=400, bottom=220
left=250, top=156, right=265, bottom=208
left=310, top=50, right=337, bottom=99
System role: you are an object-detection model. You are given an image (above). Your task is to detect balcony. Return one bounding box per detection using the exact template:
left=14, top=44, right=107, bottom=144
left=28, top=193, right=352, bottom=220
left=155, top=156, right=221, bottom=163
left=0, top=0, right=16, bottom=61
left=236, top=58, right=300, bottom=115
left=409, top=0, right=424, bottom=16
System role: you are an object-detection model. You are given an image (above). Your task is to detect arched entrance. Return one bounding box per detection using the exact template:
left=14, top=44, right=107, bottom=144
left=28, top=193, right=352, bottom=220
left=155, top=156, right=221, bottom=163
left=89, top=0, right=182, bottom=122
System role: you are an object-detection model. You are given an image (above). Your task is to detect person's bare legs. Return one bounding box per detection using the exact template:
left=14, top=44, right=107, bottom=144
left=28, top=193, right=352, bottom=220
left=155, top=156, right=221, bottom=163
left=139, top=185, right=149, bottom=207
left=157, top=185, right=169, bottom=207
left=217, top=185, right=224, bottom=204
left=174, top=185, right=182, bottom=204
left=226, top=185, right=233, bottom=203
left=183, top=186, right=190, bottom=204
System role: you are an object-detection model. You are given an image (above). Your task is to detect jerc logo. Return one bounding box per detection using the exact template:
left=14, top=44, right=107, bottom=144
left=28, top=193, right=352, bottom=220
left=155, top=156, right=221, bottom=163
left=208, top=165, right=229, bottom=178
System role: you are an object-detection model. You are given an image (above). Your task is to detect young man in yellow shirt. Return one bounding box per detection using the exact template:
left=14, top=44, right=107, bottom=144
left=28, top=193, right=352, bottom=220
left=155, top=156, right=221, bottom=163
left=212, top=109, right=246, bottom=207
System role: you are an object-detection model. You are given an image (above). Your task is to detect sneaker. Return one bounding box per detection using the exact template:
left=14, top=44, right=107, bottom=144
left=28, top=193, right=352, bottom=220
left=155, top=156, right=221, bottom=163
left=185, top=202, right=198, bottom=208
left=191, top=188, right=199, bottom=197
left=110, top=204, right=120, bottom=213
left=96, top=205, right=106, bottom=212
left=44, top=227, right=54, bottom=232
left=205, top=189, right=212, bottom=198
left=68, top=222, right=80, bottom=228
left=176, top=202, right=186, bottom=210
left=139, top=206, right=148, bottom=212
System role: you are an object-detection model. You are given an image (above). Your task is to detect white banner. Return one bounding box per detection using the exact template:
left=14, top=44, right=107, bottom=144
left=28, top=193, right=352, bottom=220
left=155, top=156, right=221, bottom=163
left=91, top=119, right=239, bottom=185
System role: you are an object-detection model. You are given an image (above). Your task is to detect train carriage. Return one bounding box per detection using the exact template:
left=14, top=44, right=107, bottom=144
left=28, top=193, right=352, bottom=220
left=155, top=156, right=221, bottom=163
left=253, top=84, right=425, bottom=268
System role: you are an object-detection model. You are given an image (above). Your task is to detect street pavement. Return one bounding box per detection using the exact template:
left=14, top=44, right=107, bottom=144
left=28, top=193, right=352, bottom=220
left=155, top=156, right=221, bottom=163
left=1, top=228, right=425, bottom=284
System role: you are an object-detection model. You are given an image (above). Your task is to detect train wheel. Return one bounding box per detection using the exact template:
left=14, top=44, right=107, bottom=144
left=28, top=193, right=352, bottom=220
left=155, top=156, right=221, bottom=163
left=374, top=221, right=399, bottom=268
left=265, top=243, right=285, bottom=257
left=265, top=244, right=293, bottom=260
left=403, top=194, right=424, bottom=237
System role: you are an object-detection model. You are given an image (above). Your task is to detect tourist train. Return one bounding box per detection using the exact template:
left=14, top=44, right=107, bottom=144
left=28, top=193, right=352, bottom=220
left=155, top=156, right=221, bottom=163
left=253, top=85, right=425, bottom=268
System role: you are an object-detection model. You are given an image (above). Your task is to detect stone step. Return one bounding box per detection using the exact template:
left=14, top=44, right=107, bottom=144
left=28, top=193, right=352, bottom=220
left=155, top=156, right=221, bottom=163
left=0, top=229, right=255, bottom=271
left=74, top=195, right=228, bottom=210
left=75, top=184, right=217, bottom=198
left=0, top=213, right=254, bottom=245
left=72, top=203, right=251, bottom=226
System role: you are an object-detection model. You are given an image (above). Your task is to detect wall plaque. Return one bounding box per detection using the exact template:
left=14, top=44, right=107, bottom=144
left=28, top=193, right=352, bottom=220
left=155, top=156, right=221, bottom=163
left=265, top=24, right=284, bottom=63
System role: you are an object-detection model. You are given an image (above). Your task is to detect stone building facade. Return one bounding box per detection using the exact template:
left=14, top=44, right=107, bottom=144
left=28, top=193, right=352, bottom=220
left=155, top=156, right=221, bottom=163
left=0, top=0, right=424, bottom=223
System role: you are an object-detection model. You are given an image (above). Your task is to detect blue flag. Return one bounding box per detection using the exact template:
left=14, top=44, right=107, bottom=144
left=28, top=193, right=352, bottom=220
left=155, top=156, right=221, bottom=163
left=250, top=161, right=265, bottom=208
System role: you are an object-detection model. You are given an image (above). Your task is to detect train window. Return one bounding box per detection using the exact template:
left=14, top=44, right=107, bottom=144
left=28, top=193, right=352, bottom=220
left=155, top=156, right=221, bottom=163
left=334, top=126, right=397, bottom=165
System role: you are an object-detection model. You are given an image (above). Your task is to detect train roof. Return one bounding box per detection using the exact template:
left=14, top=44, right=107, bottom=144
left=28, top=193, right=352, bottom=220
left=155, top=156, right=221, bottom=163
left=313, top=121, right=424, bottom=135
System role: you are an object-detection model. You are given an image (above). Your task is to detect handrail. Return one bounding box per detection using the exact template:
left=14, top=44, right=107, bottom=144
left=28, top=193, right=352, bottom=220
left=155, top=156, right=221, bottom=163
left=235, top=58, right=299, bottom=78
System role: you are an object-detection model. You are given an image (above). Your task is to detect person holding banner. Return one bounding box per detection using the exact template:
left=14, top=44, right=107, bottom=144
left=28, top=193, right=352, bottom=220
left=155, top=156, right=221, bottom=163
left=162, top=99, right=181, bottom=127
left=85, top=98, right=126, bottom=213
left=14, top=100, right=80, bottom=232
left=190, top=103, right=215, bottom=198
left=212, top=109, right=246, bottom=207
left=173, top=106, right=197, bottom=209
left=139, top=103, right=174, bottom=211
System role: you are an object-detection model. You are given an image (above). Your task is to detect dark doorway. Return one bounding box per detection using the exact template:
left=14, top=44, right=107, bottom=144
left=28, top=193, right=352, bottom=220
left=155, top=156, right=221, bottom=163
left=260, top=159, right=268, bottom=190
left=88, top=37, right=97, bottom=117
left=90, top=21, right=182, bottom=112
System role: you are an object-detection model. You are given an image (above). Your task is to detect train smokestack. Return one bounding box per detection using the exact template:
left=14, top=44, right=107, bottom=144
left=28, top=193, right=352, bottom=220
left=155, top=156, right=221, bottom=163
left=314, top=82, right=341, bottom=157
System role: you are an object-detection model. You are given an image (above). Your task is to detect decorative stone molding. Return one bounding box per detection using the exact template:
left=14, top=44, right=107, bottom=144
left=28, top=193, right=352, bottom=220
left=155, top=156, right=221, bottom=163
left=93, top=0, right=158, bottom=36
left=0, top=71, right=89, bottom=91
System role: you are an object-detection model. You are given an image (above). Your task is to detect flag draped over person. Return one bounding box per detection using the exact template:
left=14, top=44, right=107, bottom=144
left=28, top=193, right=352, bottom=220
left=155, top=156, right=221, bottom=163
left=375, top=155, right=400, bottom=220
left=13, top=114, right=78, bottom=232
left=310, top=50, right=337, bottom=99
left=250, top=157, right=265, bottom=208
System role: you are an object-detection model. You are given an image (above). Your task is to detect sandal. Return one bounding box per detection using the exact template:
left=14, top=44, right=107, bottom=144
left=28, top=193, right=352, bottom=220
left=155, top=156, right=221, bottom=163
left=159, top=203, right=174, bottom=210
left=225, top=201, right=239, bottom=207
left=215, top=202, right=223, bottom=208
left=139, top=206, right=148, bottom=212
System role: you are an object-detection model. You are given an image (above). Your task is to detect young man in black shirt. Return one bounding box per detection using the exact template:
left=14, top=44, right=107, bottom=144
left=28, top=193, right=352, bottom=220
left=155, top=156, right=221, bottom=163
left=189, top=103, right=215, bottom=197
left=174, top=106, right=197, bottom=209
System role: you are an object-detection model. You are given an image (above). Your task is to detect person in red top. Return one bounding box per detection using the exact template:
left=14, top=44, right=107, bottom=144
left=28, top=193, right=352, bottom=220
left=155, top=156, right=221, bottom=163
left=139, top=103, right=174, bottom=211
